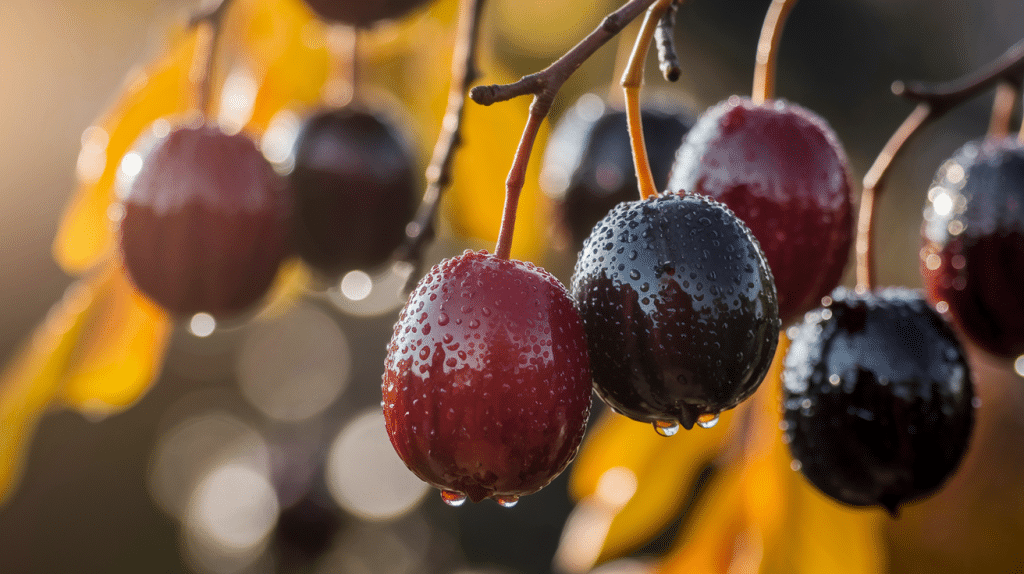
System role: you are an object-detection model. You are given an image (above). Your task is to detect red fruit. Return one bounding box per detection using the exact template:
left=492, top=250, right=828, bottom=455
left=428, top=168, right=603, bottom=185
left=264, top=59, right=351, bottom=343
left=118, top=120, right=292, bottom=319
left=382, top=250, right=592, bottom=505
left=921, top=137, right=1024, bottom=358
left=669, top=96, right=854, bottom=325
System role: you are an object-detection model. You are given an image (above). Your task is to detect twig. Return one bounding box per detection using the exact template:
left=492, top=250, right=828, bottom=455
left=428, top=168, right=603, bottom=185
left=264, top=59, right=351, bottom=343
left=475, top=0, right=658, bottom=259
left=395, top=0, right=487, bottom=284
left=622, top=0, right=675, bottom=200
left=856, top=37, right=1024, bottom=291
left=654, top=0, right=682, bottom=82
left=470, top=0, right=658, bottom=106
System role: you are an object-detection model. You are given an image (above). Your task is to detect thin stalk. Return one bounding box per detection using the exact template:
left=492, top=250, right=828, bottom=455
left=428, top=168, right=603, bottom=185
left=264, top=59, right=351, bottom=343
left=751, top=0, right=798, bottom=105
left=621, top=0, right=674, bottom=200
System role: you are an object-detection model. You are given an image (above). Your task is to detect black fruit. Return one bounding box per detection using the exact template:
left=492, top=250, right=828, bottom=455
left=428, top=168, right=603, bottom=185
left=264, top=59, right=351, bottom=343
left=571, top=193, right=780, bottom=431
left=290, top=107, right=417, bottom=278
left=119, top=120, right=292, bottom=319
left=921, top=137, right=1024, bottom=359
left=302, top=0, right=432, bottom=26
left=542, top=95, right=694, bottom=249
left=782, top=287, right=975, bottom=514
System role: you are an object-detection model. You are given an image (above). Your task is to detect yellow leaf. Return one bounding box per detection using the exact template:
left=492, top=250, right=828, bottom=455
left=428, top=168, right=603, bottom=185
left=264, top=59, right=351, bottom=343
left=59, top=265, right=172, bottom=417
left=53, top=31, right=200, bottom=274
left=0, top=269, right=113, bottom=503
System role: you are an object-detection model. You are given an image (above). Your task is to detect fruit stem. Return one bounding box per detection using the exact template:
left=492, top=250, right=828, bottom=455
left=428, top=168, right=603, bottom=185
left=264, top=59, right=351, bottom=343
left=470, top=0, right=658, bottom=259
left=751, top=0, right=797, bottom=105
left=323, top=24, right=358, bottom=108
left=622, top=0, right=673, bottom=201
left=988, top=80, right=1018, bottom=140
left=396, top=0, right=486, bottom=279
left=188, top=0, right=235, bottom=117
left=857, top=103, right=931, bottom=292
left=495, top=106, right=547, bottom=260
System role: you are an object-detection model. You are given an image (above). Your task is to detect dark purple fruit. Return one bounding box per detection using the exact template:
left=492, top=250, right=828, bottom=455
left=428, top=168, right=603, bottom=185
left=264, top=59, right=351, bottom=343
left=921, top=137, right=1024, bottom=359
left=290, top=107, right=417, bottom=277
left=669, top=96, right=854, bottom=325
left=119, top=120, right=292, bottom=319
left=302, top=0, right=432, bottom=26
left=382, top=250, right=592, bottom=505
left=782, top=287, right=975, bottom=514
left=542, top=95, right=693, bottom=249
left=570, top=193, right=780, bottom=431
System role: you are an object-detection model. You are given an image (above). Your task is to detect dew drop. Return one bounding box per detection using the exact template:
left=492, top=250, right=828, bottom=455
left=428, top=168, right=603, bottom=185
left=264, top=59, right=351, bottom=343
left=653, top=420, right=679, bottom=437
left=440, top=490, right=467, bottom=507
left=495, top=495, right=519, bottom=508
left=437, top=313, right=450, bottom=326
left=696, top=413, right=720, bottom=429
left=468, top=319, right=480, bottom=329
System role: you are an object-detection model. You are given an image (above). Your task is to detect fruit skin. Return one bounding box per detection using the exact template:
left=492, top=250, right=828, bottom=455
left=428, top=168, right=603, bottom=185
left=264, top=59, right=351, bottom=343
left=119, top=120, right=292, bottom=319
left=782, top=287, right=975, bottom=514
left=570, top=193, right=780, bottom=430
left=542, top=96, right=693, bottom=249
left=290, top=107, right=417, bottom=277
left=302, top=0, right=432, bottom=26
left=669, top=96, right=854, bottom=325
left=921, top=137, right=1024, bottom=359
left=382, top=250, right=592, bottom=503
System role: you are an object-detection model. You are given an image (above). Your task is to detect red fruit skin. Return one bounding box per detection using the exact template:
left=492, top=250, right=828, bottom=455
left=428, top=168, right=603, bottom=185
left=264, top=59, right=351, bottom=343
left=669, top=96, right=854, bottom=325
left=382, top=250, right=592, bottom=503
left=921, top=138, right=1024, bottom=358
left=119, top=122, right=292, bottom=319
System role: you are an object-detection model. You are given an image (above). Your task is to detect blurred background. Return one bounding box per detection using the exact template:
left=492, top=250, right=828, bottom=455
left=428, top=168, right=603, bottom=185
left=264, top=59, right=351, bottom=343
left=0, top=0, right=1023, bottom=572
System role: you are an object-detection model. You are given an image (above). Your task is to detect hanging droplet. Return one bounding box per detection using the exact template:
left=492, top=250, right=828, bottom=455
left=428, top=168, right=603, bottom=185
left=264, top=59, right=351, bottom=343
left=696, top=413, right=720, bottom=429
left=653, top=420, right=679, bottom=437
left=495, top=495, right=519, bottom=508
left=440, top=489, right=467, bottom=507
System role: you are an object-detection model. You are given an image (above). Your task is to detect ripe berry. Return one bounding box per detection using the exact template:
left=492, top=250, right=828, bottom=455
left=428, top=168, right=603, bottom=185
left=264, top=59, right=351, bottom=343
left=782, top=287, right=975, bottom=514
left=570, top=193, right=780, bottom=432
left=542, top=95, right=693, bottom=249
left=118, top=120, right=292, bottom=319
left=382, top=250, right=592, bottom=505
left=669, top=96, right=854, bottom=325
left=290, top=107, right=417, bottom=278
left=302, top=0, right=432, bottom=26
left=920, top=137, right=1024, bottom=359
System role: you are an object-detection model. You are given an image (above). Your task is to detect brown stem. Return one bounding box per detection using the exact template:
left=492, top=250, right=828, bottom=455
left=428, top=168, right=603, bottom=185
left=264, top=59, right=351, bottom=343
left=622, top=0, right=674, bottom=200
left=396, top=0, right=486, bottom=280
left=857, top=103, right=930, bottom=292
left=470, top=0, right=658, bottom=106
left=988, top=80, right=1017, bottom=140
left=494, top=107, right=547, bottom=259
left=751, top=0, right=798, bottom=105
left=189, top=0, right=235, bottom=117
left=654, top=0, right=682, bottom=82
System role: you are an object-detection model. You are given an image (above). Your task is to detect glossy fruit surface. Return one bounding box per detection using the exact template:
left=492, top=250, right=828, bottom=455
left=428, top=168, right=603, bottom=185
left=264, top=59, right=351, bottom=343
left=669, top=96, right=854, bottom=325
left=290, top=107, right=417, bottom=277
left=782, top=287, right=974, bottom=514
left=382, top=250, right=592, bottom=504
left=302, top=0, right=432, bottom=26
left=571, top=193, right=780, bottom=431
left=542, top=95, right=693, bottom=249
left=921, top=137, right=1024, bottom=358
left=119, top=120, right=291, bottom=319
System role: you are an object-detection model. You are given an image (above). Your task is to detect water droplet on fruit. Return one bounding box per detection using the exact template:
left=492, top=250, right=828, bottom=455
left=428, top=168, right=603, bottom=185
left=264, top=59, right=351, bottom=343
left=440, top=490, right=467, bottom=507
left=652, top=420, right=679, bottom=437
left=437, top=313, right=449, bottom=326
left=469, top=319, right=480, bottom=329
left=495, top=495, right=520, bottom=508
left=696, top=413, right=720, bottom=429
